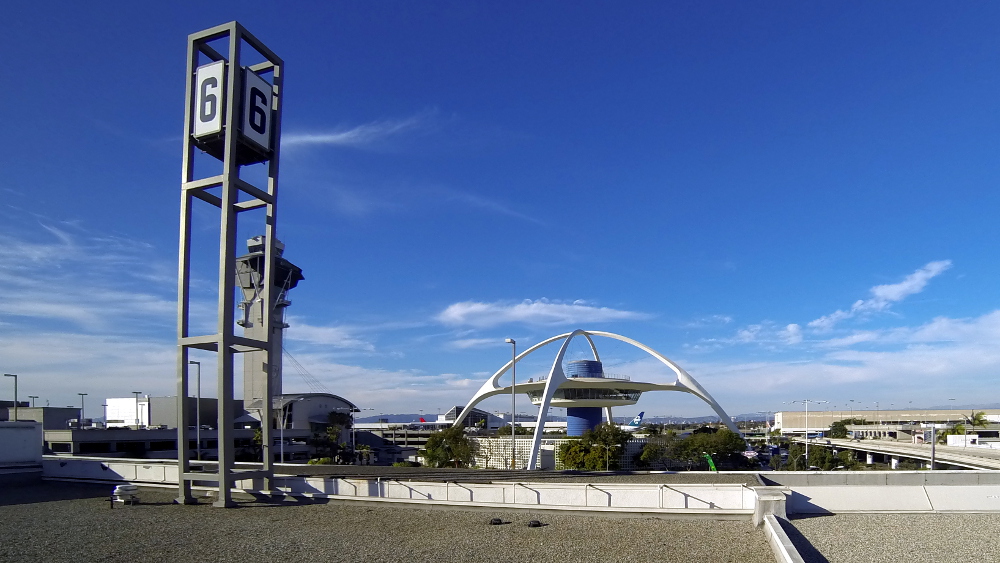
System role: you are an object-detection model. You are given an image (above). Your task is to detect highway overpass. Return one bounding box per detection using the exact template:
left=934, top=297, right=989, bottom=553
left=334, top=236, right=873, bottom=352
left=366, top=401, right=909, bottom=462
left=791, top=437, right=1000, bottom=470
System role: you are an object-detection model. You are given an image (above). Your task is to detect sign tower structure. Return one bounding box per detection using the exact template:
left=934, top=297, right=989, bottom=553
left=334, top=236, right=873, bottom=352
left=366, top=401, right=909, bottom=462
left=176, top=22, right=285, bottom=507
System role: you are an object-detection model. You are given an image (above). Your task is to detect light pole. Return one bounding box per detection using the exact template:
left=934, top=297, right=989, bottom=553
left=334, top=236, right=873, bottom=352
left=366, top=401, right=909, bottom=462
left=874, top=401, right=880, bottom=426
left=278, top=397, right=305, bottom=464
left=505, top=338, right=516, bottom=470
left=77, top=393, right=87, bottom=429
left=3, top=374, right=17, bottom=422
left=28, top=395, right=38, bottom=408
left=790, top=399, right=827, bottom=467
left=132, top=391, right=142, bottom=427
left=188, top=361, right=201, bottom=460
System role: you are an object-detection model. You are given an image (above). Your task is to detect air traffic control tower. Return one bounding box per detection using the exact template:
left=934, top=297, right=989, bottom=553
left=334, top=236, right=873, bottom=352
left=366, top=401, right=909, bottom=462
left=236, top=236, right=303, bottom=409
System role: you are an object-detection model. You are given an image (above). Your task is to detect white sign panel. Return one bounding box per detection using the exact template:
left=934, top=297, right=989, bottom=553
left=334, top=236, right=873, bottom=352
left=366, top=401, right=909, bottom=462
left=193, top=60, right=225, bottom=138
left=241, top=68, right=272, bottom=151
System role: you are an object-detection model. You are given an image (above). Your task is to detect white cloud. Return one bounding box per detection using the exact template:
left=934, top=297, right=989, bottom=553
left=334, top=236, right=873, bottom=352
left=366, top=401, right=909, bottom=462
left=285, top=319, right=376, bottom=352
left=447, top=338, right=505, bottom=350
left=736, top=324, right=763, bottom=342
left=808, top=260, right=952, bottom=330
left=278, top=353, right=485, bottom=413
left=436, top=299, right=649, bottom=328
left=781, top=323, right=803, bottom=345
left=0, top=219, right=176, bottom=332
left=283, top=111, right=433, bottom=150
left=684, top=314, right=733, bottom=328
left=819, top=330, right=881, bottom=348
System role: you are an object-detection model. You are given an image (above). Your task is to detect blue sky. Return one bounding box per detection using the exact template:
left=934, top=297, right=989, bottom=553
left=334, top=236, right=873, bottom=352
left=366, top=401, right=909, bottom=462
left=3, top=2, right=1000, bottom=419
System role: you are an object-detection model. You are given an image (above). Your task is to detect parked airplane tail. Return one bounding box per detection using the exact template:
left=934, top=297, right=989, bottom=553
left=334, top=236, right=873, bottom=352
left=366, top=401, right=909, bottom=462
left=628, top=412, right=645, bottom=427
left=419, top=417, right=426, bottom=423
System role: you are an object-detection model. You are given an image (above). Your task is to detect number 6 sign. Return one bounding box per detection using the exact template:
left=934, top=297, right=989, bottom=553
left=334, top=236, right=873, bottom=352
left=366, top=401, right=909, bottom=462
left=241, top=69, right=272, bottom=151
left=193, top=61, right=225, bottom=138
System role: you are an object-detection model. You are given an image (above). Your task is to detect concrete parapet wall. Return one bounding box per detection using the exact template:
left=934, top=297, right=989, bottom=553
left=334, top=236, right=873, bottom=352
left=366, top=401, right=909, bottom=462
left=762, top=515, right=805, bottom=563
left=786, top=484, right=1000, bottom=513
left=41, top=456, right=756, bottom=515
left=762, top=470, right=1000, bottom=487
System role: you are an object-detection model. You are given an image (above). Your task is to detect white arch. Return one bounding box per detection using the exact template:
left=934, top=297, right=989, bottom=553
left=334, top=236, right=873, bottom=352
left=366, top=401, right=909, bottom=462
left=453, top=329, right=741, bottom=470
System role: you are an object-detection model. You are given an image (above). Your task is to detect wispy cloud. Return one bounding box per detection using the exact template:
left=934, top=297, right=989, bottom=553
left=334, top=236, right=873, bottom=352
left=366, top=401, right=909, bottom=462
left=447, top=337, right=504, bottom=350
left=0, top=219, right=176, bottom=332
left=437, top=298, right=650, bottom=329
left=684, top=314, right=733, bottom=329
left=283, top=111, right=435, bottom=150
left=433, top=187, right=545, bottom=226
left=278, top=353, right=483, bottom=413
left=808, top=260, right=952, bottom=331
left=284, top=320, right=376, bottom=353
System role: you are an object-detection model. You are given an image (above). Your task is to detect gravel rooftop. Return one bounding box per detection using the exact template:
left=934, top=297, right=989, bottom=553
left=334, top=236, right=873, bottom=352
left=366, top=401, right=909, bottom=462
left=785, top=513, right=1000, bottom=563
left=1, top=482, right=773, bottom=563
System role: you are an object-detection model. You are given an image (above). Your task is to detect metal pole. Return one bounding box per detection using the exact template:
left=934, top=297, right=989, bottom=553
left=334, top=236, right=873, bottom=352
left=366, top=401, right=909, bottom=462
left=132, top=391, right=142, bottom=427
left=189, top=361, right=201, bottom=460
left=280, top=403, right=285, bottom=464
left=805, top=400, right=809, bottom=466
left=78, top=393, right=87, bottom=429
left=930, top=426, right=937, bottom=470
left=3, top=374, right=16, bottom=422
left=505, top=338, right=516, bottom=469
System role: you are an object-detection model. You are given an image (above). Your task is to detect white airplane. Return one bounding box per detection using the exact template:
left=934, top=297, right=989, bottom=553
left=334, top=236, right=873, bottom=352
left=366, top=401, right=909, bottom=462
left=620, top=411, right=645, bottom=432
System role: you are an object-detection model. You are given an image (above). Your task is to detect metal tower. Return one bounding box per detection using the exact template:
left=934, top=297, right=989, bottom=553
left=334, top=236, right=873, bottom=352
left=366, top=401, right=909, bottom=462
left=176, top=22, right=285, bottom=507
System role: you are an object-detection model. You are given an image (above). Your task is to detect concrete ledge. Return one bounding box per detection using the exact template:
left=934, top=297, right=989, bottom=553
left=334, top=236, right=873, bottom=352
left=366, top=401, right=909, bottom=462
left=752, top=486, right=789, bottom=526
left=238, top=487, right=754, bottom=519
left=762, top=515, right=805, bottom=563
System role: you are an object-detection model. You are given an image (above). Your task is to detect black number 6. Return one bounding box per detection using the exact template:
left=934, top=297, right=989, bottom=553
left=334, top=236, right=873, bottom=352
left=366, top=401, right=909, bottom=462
left=249, top=87, right=267, bottom=134
left=199, top=77, right=218, bottom=123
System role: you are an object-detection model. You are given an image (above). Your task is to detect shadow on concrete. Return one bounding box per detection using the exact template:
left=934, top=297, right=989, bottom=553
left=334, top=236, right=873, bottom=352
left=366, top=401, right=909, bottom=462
left=787, top=491, right=833, bottom=516
left=781, top=516, right=832, bottom=563
left=0, top=481, right=112, bottom=507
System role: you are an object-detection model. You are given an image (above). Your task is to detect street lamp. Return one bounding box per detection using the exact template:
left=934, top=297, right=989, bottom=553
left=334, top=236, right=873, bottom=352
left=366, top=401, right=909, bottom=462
left=278, top=397, right=305, bottom=464
left=790, top=399, right=827, bottom=467
left=28, top=395, right=38, bottom=408
left=78, top=393, right=88, bottom=429
left=3, top=374, right=17, bottom=422
left=132, top=391, right=142, bottom=427
left=505, top=338, right=516, bottom=470
left=188, top=361, right=202, bottom=461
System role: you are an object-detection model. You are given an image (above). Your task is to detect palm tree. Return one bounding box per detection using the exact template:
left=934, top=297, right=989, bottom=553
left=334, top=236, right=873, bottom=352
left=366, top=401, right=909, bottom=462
left=962, top=411, right=989, bottom=446
left=356, top=444, right=372, bottom=465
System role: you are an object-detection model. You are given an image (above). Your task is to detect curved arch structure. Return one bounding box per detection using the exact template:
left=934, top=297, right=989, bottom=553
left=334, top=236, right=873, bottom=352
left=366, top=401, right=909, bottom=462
left=452, top=329, right=740, bottom=470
